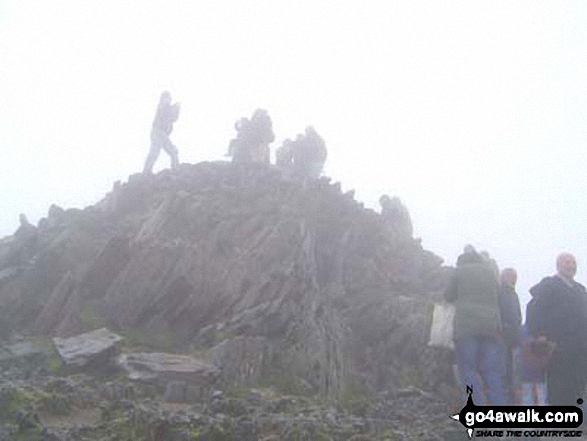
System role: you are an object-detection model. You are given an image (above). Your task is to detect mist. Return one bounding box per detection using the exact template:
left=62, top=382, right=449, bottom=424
left=1, top=0, right=586, bottom=309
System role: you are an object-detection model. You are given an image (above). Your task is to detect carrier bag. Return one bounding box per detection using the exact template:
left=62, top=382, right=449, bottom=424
left=428, top=303, right=455, bottom=349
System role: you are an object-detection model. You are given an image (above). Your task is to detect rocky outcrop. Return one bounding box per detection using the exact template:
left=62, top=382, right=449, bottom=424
left=0, top=162, right=450, bottom=398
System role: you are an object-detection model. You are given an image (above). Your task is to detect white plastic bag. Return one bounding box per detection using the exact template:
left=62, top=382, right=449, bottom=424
left=428, top=303, right=455, bottom=349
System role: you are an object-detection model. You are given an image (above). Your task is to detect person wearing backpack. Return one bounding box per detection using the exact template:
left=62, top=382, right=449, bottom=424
left=445, top=246, right=507, bottom=405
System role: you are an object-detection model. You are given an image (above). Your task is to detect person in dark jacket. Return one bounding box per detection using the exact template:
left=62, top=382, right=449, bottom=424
left=516, top=323, right=552, bottom=405
left=526, top=252, right=587, bottom=406
left=143, top=91, right=180, bottom=174
left=445, top=247, right=507, bottom=405
left=379, top=195, right=413, bottom=239
left=227, top=109, right=275, bottom=163
left=498, top=268, right=522, bottom=403
left=291, top=126, right=327, bottom=178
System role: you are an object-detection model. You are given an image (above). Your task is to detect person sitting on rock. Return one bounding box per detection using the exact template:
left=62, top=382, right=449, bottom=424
left=379, top=195, right=413, bottom=238
left=143, top=91, right=181, bottom=174
left=291, top=126, right=327, bottom=178
left=227, top=108, right=275, bottom=164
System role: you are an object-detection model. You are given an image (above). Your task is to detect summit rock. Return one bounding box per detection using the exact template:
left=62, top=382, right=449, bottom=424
left=0, top=162, right=450, bottom=398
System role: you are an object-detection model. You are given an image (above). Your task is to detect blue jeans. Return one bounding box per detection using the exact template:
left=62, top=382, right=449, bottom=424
left=455, top=335, right=508, bottom=405
left=520, top=382, right=548, bottom=406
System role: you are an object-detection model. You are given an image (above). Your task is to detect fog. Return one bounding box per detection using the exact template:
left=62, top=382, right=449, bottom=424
left=1, top=1, right=586, bottom=311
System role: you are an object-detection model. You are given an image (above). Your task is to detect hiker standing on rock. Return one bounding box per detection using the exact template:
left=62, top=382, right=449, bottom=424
left=143, top=91, right=180, bottom=174
left=526, top=253, right=587, bottom=406
left=444, top=246, right=507, bottom=405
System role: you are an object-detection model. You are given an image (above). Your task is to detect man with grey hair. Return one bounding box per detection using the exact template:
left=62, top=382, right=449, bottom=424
left=527, top=253, right=587, bottom=406
left=143, top=91, right=180, bottom=174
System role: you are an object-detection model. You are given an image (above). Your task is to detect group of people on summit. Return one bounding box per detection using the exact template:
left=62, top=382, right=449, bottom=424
left=125, top=91, right=587, bottom=411
left=142, top=91, right=327, bottom=178
left=445, top=247, right=587, bottom=409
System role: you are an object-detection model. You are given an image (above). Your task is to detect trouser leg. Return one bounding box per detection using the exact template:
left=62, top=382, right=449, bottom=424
left=455, top=336, right=487, bottom=405
left=520, top=383, right=534, bottom=405
left=504, top=345, right=514, bottom=403
left=536, top=382, right=548, bottom=405
left=162, top=138, right=179, bottom=169
left=547, top=353, right=586, bottom=406
left=143, top=141, right=161, bottom=174
left=479, top=336, right=507, bottom=405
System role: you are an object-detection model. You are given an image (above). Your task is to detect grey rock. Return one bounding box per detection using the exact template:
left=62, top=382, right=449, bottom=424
left=118, top=352, right=220, bottom=384
left=0, top=162, right=449, bottom=399
left=53, top=328, right=122, bottom=367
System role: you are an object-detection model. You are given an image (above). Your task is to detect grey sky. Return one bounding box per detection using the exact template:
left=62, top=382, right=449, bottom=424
left=1, top=1, right=586, bottom=310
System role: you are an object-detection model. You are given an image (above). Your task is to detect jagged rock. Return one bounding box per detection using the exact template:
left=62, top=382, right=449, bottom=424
left=0, top=162, right=449, bottom=398
left=53, top=327, right=122, bottom=368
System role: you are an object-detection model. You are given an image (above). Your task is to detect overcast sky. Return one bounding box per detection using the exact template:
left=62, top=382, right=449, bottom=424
left=1, top=1, right=586, bottom=310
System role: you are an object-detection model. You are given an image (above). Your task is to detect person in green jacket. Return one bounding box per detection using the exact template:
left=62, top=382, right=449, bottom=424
left=445, top=245, right=507, bottom=405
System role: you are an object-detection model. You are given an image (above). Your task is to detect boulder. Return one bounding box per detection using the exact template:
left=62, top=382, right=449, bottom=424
left=118, top=352, right=221, bottom=403
left=117, top=352, right=220, bottom=383
left=52, top=328, right=122, bottom=368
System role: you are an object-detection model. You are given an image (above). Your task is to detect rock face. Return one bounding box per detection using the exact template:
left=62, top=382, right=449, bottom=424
left=0, top=162, right=450, bottom=398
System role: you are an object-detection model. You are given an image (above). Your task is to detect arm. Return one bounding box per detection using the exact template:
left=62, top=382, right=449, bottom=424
left=526, top=278, right=552, bottom=337
left=444, top=271, right=458, bottom=303
left=499, top=288, right=522, bottom=345
left=514, top=290, right=522, bottom=328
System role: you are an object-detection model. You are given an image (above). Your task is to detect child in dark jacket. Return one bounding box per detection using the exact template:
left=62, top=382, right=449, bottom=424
left=516, top=324, right=554, bottom=405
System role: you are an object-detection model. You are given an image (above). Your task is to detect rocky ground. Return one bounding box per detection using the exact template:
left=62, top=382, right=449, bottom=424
left=0, top=375, right=463, bottom=441
left=2, top=163, right=576, bottom=440
left=2, top=337, right=584, bottom=440
left=0, top=336, right=467, bottom=441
